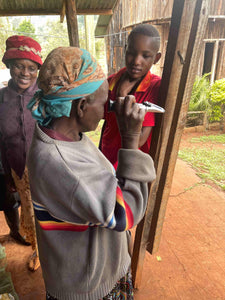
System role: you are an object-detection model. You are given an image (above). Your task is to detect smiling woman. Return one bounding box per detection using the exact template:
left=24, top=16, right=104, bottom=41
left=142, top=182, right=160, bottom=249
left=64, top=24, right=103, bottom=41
left=8, top=59, right=38, bottom=93
left=0, top=35, right=43, bottom=272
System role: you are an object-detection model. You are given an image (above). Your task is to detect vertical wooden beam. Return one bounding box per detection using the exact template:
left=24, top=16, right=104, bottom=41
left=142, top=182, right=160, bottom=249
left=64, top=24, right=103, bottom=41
left=131, top=0, right=185, bottom=288
left=60, top=0, right=66, bottom=23
left=131, top=0, right=210, bottom=289
left=65, top=0, right=79, bottom=47
left=216, top=41, right=225, bottom=79
left=210, top=40, right=219, bottom=84
left=84, top=16, right=96, bottom=57
left=147, top=0, right=210, bottom=256
left=84, top=16, right=88, bottom=51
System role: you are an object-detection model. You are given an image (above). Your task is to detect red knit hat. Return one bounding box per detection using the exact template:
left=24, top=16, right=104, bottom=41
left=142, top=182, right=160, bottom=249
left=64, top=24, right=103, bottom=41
left=2, top=35, right=43, bottom=68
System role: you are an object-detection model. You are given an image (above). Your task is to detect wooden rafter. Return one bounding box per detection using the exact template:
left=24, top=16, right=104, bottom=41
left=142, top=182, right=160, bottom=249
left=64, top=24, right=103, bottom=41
left=0, top=9, right=113, bottom=17
left=204, top=38, right=225, bottom=41
left=73, top=9, right=113, bottom=15
left=60, top=0, right=66, bottom=23
left=0, top=9, right=60, bottom=16
left=208, top=15, right=225, bottom=20
left=65, top=0, right=79, bottom=47
left=122, top=17, right=171, bottom=29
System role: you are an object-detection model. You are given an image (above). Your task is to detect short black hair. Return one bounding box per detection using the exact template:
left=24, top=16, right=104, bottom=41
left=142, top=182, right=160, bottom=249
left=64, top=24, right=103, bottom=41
left=128, top=24, right=160, bottom=51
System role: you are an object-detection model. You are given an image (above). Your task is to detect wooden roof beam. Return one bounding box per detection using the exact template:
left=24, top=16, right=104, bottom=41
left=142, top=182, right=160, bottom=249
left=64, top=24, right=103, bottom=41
left=60, top=0, right=66, bottom=23
left=0, top=9, right=113, bottom=17
left=122, top=17, right=171, bottom=29
left=0, top=10, right=60, bottom=16
left=65, top=0, right=79, bottom=47
left=204, top=38, right=225, bottom=42
left=75, top=9, right=113, bottom=15
left=208, top=15, right=225, bottom=22
left=209, top=15, right=225, bottom=19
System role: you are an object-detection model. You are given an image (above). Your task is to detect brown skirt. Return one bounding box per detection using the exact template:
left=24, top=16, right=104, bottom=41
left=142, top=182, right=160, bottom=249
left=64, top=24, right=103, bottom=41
left=11, top=167, right=37, bottom=251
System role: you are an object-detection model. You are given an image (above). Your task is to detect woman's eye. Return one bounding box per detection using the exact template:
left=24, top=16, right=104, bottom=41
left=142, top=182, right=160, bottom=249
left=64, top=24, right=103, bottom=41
left=29, top=67, right=37, bottom=73
left=15, top=64, right=23, bottom=70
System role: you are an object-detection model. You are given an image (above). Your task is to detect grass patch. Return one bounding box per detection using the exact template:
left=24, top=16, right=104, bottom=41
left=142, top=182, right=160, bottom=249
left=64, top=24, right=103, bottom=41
left=190, top=134, right=225, bottom=144
left=87, top=125, right=225, bottom=191
left=86, top=120, right=103, bottom=147
left=178, top=146, right=225, bottom=191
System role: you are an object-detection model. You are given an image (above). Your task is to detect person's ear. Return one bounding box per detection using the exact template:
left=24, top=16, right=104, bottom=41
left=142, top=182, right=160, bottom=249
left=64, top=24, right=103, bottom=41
left=154, top=52, right=161, bottom=64
left=76, top=98, right=88, bottom=118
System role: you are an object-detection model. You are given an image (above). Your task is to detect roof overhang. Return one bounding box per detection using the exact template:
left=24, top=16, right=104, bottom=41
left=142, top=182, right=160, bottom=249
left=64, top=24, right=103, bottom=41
left=0, top=0, right=118, bottom=19
left=95, top=15, right=113, bottom=37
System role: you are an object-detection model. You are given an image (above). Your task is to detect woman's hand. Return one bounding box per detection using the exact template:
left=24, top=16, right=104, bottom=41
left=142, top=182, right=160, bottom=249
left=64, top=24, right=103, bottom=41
left=114, top=95, right=146, bottom=149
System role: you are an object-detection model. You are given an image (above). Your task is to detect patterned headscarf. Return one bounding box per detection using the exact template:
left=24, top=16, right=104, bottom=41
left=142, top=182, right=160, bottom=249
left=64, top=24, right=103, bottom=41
left=27, top=47, right=106, bottom=126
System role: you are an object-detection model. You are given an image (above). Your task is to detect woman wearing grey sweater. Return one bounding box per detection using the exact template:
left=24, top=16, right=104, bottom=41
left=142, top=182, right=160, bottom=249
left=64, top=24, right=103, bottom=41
left=27, top=47, right=156, bottom=300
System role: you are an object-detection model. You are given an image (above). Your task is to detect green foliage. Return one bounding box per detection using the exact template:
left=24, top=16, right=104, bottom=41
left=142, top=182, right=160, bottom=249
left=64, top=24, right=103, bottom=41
left=36, top=16, right=94, bottom=62
left=86, top=120, right=103, bottom=147
left=189, top=73, right=210, bottom=111
left=178, top=134, right=225, bottom=191
left=189, top=75, right=225, bottom=123
left=95, top=38, right=107, bottom=73
left=0, top=18, right=13, bottom=69
left=0, top=15, right=107, bottom=75
left=190, top=134, right=225, bottom=143
left=78, top=16, right=86, bottom=49
left=0, top=18, right=39, bottom=69
left=14, top=19, right=37, bottom=40
left=38, top=19, right=69, bottom=61
left=208, top=78, right=225, bottom=122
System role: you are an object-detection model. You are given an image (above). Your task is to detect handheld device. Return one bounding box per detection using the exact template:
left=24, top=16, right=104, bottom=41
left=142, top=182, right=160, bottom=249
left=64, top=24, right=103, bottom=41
left=108, top=99, right=165, bottom=113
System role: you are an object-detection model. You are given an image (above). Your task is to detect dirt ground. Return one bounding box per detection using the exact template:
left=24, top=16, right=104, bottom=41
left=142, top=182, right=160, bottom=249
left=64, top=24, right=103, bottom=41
left=0, top=129, right=224, bottom=300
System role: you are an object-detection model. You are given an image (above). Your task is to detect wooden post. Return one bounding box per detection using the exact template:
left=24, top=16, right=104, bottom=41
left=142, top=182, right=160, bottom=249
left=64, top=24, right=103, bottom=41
left=84, top=16, right=96, bottom=57
left=210, top=40, right=219, bottom=84
left=84, top=16, right=88, bottom=51
left=65, top=0, right=79, bottom=47
left=203, top=111, right=207, bottom=130
left=60, top=0, right=66, bottom=23
left=131, top=0, right=210, bottom=289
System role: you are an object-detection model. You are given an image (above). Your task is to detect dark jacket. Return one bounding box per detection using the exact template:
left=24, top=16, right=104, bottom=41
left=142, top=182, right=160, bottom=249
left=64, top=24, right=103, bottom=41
left=0, top=79, right=38, bottom=178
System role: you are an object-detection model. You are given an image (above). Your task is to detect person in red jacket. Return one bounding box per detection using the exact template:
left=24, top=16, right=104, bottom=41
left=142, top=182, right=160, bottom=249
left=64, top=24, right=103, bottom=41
left=100, top=24, right=161, bottom=168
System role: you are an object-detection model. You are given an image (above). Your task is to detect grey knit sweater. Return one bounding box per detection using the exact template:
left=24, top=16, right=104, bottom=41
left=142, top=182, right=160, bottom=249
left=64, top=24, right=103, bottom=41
left=27, top=123, right=156, bottom=300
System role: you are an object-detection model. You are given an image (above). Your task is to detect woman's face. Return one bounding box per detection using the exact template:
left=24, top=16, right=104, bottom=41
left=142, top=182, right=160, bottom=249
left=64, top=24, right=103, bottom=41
left=10, top=59, right=38, bottom=93
left=81, top=80, right=109, bottom=132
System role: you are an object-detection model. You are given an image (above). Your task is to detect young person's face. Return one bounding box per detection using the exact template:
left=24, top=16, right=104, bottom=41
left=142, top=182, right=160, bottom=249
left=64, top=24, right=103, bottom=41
left=125, top=34, right=161, bottom=80
left=9, top=59, right=38, bottom=93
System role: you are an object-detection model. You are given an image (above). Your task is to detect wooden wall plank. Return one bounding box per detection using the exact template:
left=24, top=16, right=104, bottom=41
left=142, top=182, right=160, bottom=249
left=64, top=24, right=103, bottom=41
left=131, top=1, right=186, bottom=288
left=216, top=42, right=225, bottom=79
left=131, top=0, right=210, bottom=289
left=106, top=0, right=225, bottom=78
